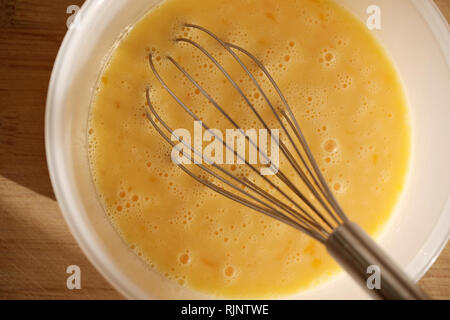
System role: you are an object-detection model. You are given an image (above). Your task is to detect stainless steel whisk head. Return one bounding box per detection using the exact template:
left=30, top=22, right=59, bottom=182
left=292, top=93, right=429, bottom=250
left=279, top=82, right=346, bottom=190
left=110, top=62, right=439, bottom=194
left=144, top=23, right=427, bottom=300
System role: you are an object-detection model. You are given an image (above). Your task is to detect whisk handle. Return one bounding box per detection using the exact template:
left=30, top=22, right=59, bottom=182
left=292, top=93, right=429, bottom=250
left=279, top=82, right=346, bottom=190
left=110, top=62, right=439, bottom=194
left=326, top=222, right=428, bottom=300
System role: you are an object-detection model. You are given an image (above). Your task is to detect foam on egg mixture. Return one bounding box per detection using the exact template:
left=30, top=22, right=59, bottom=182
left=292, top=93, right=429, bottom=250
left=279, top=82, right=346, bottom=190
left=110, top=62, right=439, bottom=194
left=88, top=0, right=410, bottom=298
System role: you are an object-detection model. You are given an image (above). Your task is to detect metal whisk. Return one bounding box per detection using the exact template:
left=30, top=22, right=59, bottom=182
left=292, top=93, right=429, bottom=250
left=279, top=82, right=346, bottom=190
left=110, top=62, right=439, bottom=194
left=144, top=24, right=427, bottom=300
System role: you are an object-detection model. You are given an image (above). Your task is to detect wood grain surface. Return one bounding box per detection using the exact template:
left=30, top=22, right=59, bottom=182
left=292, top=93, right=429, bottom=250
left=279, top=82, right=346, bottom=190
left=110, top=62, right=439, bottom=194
left=0, top=0, right=449, bottom=300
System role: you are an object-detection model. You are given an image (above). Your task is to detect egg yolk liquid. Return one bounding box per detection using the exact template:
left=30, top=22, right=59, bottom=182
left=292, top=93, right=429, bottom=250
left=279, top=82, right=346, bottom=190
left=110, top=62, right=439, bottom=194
left=88, top=0, right=411, bottom=298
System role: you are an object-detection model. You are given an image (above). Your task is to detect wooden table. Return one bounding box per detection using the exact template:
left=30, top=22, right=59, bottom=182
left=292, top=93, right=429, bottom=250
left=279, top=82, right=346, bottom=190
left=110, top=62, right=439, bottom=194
left=0, top=0, right=448, bottom=300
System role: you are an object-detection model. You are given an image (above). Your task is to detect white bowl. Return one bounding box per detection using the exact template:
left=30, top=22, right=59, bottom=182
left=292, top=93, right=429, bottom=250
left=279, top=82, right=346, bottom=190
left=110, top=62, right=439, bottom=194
left=46, top=0, right=450, bottom=299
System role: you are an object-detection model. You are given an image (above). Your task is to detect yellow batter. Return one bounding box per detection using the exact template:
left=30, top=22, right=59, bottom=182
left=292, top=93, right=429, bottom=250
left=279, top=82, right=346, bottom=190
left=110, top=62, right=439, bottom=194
left=88, top=0, right=411, bottom=298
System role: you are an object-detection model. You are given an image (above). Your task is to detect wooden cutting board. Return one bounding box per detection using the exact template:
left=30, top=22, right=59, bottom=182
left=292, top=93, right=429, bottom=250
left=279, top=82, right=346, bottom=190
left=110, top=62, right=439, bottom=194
left=0, top=0, right=448, bottom=300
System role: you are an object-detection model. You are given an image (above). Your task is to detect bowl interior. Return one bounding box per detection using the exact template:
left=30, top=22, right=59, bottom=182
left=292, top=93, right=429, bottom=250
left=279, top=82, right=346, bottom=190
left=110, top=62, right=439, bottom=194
left=46, top=0, right=450, bottom=299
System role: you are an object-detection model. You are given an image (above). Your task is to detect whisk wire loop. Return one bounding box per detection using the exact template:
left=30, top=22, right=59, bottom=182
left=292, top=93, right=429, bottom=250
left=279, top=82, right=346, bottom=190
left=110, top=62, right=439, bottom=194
left=146, top=24, right=349, bottom=237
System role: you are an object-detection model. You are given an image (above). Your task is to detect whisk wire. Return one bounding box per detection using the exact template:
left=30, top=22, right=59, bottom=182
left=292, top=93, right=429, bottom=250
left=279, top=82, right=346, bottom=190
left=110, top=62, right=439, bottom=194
left=149, top=56, right=336, bottom=236
left=146, top=24, right=348, bottom=238
left=181, top=24, right=345, bottom=226
left=145, top=88, right=328, bottom=242
left=148, top=55, right=328, bottom=233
